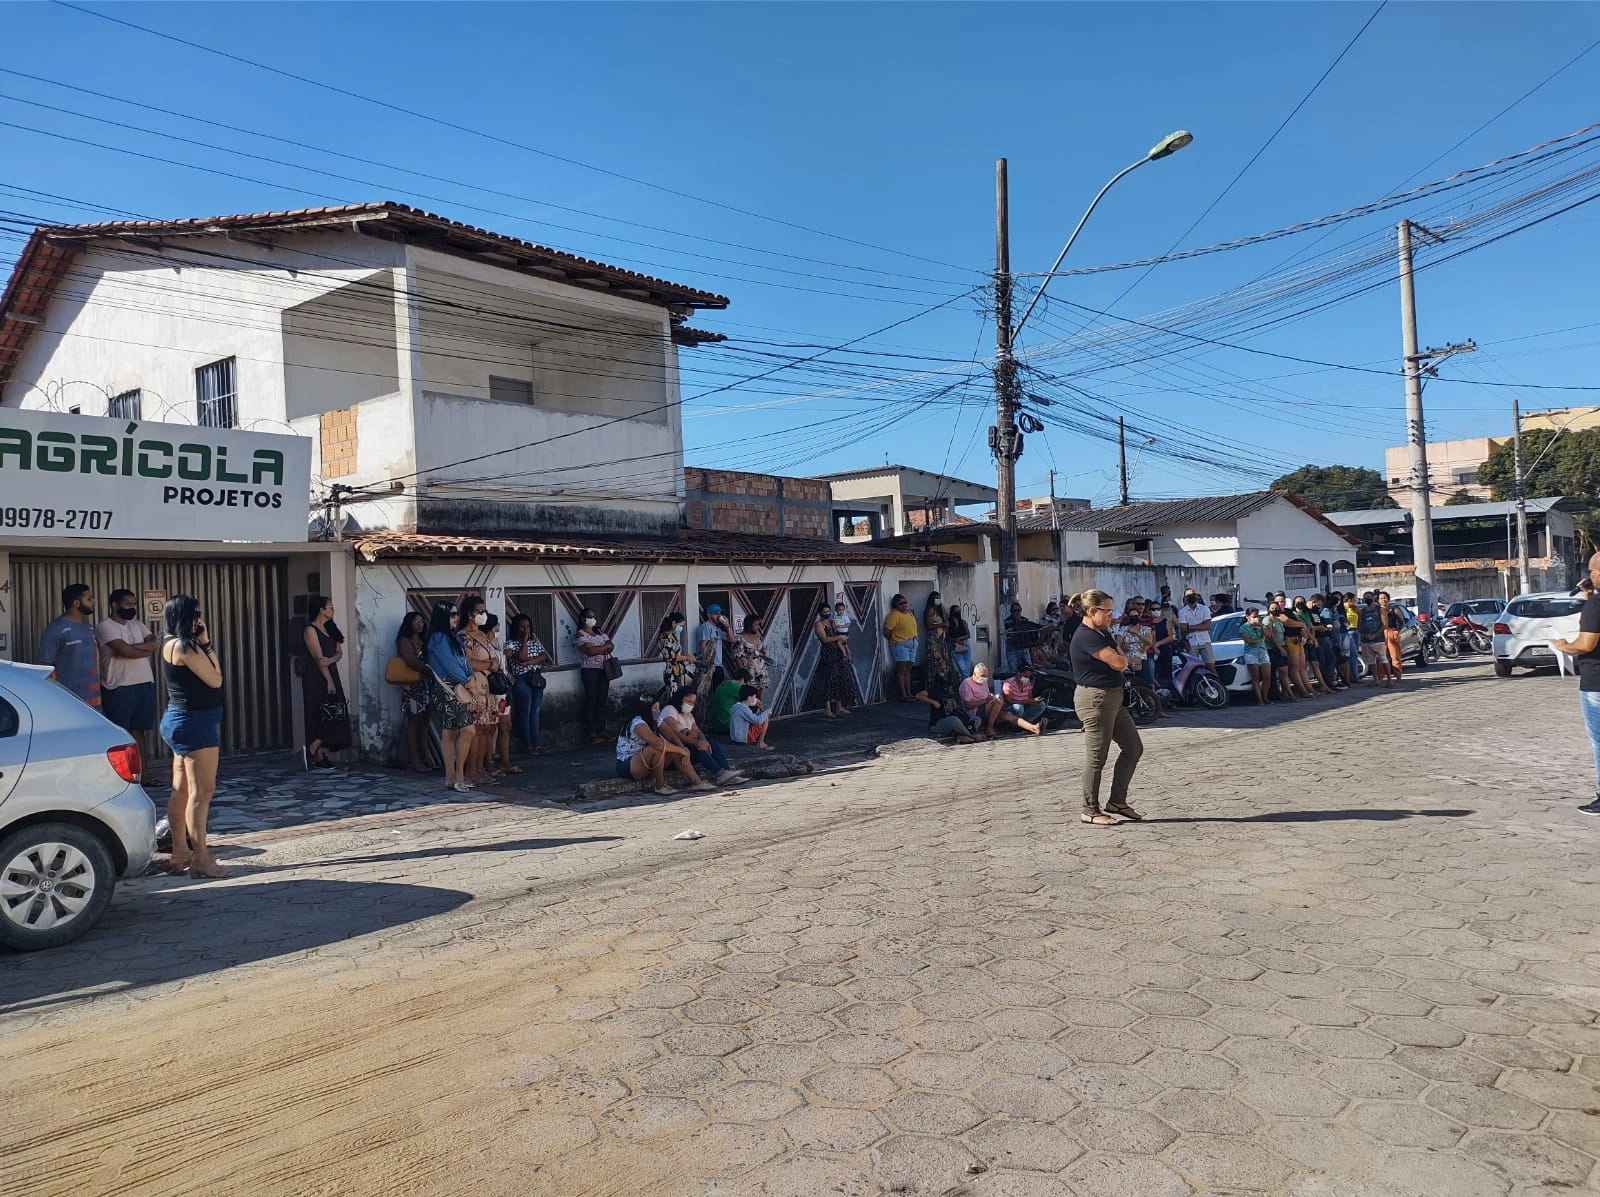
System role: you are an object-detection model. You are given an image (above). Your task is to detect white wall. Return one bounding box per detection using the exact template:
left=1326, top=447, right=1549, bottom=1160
left=1149, top=522, right=1238, bottom=569
left=3, top=234, right=404, bottom=428
left=1234, top=501, right=1358, bottom=600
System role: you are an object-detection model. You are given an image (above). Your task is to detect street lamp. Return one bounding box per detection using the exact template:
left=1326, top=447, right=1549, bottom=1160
left=1011, top=131, right=1194, bottom=341
left=991, top=131, right=1193, bottom=670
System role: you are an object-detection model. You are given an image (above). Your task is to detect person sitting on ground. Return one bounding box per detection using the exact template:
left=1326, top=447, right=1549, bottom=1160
left=617, top=696, right=713, bottom=795
left=729, top=685, right=774, bottom=750
left=916, top=674, right=978, bottom=744
left=960, top=663, right=1040, bottom=737
left=1001, top=663, right=1048, bottom=731
left=709, top=668, right=748, bottom=735
left=659, top=686, right=745, bottom=786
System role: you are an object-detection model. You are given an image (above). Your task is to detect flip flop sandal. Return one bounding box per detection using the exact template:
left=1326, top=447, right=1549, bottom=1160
left=1106, top=805, right=1143, bottom=821
left=1080, top=813, right=1118, bottom=826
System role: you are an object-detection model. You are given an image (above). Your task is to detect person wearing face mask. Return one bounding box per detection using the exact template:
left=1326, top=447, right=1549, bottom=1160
left=922, top=592, right=956, bottom=692
left=37, top=582, right=101, bottom=708
left=458, top=594, right=497, bottom=784
left=808, top=601, right=860, bottom=717
left=658, top=685, right=744, bottom=785
left=1238, top=607, right=1273, bottom=705
left=425, top=599, right=476, bottom=792
left=694, top=604, right=735, bottom=690
left=575, top=607, right=615, bottom=744
left=659, top=610, right=697, bottom=700
left=883, top=593, right=919, bottom=700
left=947, top=602, right=973, bottom=680
left=1174, top=590, right=1215, bottom=670
left=97, top=587, right=158, bottom=777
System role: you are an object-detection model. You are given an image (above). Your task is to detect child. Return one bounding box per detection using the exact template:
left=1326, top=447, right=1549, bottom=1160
left=728, top=684, right=773, bottom=750
left=832, top=598, right=853, bottom=663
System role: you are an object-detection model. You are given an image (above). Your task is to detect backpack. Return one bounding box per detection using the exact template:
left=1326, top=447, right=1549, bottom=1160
left=1358, top=607, right=1383, bottom=639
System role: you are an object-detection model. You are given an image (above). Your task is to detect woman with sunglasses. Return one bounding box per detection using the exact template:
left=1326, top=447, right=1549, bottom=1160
left=1068, top=589, right=1145, bottom=826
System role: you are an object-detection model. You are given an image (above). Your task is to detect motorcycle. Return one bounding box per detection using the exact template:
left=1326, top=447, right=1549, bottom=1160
left=1165, top=646, right=1229, bottom=709
left=1030, top=663, right=1160, bottom=727
left=1444, top=615, right=1492, bottom=655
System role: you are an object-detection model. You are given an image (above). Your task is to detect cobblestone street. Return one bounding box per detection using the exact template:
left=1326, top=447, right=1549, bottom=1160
left=5, top=658, right=1600, bottom=1196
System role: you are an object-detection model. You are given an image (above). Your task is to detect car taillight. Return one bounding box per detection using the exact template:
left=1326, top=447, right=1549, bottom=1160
left=1493, top=623, right=1510, bottom=635
left=107, top=743, right=141, bottom=783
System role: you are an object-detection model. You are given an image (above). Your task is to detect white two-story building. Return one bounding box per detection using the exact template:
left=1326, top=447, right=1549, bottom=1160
left=0, top=203, right=940, bottom=758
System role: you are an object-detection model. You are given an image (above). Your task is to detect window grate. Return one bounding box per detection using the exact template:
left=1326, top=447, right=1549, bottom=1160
left=196, top=358, right=238, bottom=428
left=108, top=389, right=142, bottom=420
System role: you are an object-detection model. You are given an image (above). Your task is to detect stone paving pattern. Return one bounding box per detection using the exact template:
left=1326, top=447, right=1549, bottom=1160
left=6, top=660, right=1600, bottom=1195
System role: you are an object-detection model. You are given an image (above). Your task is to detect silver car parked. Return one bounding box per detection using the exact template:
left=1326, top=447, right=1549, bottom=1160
left=0, top=661, right=156, bottom=951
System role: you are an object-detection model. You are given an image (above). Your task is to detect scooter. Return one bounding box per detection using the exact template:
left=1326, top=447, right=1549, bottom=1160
left=1165, top=646, right=1229, bottom=708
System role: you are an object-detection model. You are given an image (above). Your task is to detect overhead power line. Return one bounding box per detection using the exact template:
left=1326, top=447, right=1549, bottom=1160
left=50, top=0, right=975, bottom=274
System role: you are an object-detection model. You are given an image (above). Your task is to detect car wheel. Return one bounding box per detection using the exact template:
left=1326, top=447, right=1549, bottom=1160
left=0, top=822, right=118, bottom=951
left=1414, top=643, right=1429, bottom=667
left=1493, top=659, right=1513, bottom=678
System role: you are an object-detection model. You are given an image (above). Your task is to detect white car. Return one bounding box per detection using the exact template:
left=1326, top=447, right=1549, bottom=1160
left=0, top=662, right=156, bottom=951
left=1492, top=592, right=1586, bottom=677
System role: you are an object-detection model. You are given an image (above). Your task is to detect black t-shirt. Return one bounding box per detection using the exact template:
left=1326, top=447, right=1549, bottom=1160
left=1384, top=606, right=1405, bottom=631
left=1579, top=594, right=1600, bottom=692
left=1071, top=625, right=1123, bottom=690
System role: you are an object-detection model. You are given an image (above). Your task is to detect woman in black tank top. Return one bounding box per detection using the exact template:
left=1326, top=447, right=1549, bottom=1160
left=156, top=594, right=227, bottom=879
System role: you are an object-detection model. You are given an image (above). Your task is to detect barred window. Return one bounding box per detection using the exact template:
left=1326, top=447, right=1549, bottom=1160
left=196, top=357, right=238, bottom=428
left=1283, top=559, right=1317, bottom=591
left=108, top=389, right=142, bottom=420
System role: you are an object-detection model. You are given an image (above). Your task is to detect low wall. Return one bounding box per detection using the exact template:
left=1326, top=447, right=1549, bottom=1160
left=1360, top=560, right=1573, bottom=605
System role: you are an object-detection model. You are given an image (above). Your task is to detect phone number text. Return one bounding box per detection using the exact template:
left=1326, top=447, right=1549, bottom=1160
left=0, top=507, right=114, bottom=531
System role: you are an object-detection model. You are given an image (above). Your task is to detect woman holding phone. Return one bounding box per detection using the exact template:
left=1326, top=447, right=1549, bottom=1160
left=158, top=594, right=227, bottom=878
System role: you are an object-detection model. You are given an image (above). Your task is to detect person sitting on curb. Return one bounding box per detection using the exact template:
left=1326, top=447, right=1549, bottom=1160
left=916, top=674, right=978, bottom=744
left=617, top=696, right=714, bottom=795
left=709, top=667, right=749, bottom=736
left=1001, top=663, right=1048, bottom=731
left=959, top=663, right=1041, bottom=738
left=659, top=686, right=745, bottom=786
left=729, top=685, right=774, bottom=750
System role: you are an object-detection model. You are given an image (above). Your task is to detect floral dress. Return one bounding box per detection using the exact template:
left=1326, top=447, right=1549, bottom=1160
left=729, top=634, right=772, bottom=692
left=464, top=631, right=498, bottom=727
left=661, top=627, right=696, bottom=697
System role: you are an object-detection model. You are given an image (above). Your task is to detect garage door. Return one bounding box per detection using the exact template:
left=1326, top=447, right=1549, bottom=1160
left=10, top=556, right=292, bottom=757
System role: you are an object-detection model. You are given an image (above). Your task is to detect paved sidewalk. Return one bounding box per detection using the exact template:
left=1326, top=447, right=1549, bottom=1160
left=192, top=701, right=928, bottom=836
left=5, top=659, right=1600, bottom=1197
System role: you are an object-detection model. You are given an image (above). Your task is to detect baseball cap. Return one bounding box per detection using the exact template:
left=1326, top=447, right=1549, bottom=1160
left=706, top=604, right=722, bottom=614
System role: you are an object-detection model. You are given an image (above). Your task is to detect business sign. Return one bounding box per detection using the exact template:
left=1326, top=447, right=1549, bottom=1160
left=0, top=407, right=312, bottom=542
left=143, top=589, right=167, bottom=622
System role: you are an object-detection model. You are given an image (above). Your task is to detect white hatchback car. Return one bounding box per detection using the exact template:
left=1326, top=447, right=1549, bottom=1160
left=1493, top=592, right=1586, bottom=677
left=0, top=662, right=156, bottom=951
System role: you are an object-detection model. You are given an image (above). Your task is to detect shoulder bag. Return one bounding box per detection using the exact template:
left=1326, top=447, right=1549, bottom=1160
left=385, top=656, right=422, bottom=685
left=603, top=655, right=624, bottom=682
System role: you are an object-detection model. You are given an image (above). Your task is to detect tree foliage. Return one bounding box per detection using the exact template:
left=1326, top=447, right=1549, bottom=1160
left=1476, top=427, right=1600, bottom=501
left=1443, top=489, right=1481, bottom=506
left=1270, top=464, right=1398, bottom=512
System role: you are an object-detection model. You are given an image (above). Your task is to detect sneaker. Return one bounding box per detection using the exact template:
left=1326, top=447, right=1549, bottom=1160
left=301, top=746, right=311, bottom=772
left=1578, top=797, right=1600, bottom=815
left=314, top=756, right=337, bottom=770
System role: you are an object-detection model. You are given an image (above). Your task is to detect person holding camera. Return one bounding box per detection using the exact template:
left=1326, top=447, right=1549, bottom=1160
left=158, top=595, right=227, bottom=878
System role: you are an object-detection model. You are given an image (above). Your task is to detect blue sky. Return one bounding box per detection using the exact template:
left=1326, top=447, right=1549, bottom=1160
left=2, top=1, right=1598, bottom=508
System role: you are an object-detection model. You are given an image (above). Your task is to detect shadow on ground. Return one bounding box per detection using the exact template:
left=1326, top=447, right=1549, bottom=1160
left=1145, top=808, right=1475, bottom=824
left=0, top=879, right=472, bottom=1013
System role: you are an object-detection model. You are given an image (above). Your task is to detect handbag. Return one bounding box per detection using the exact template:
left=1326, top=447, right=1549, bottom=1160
left=318, top=697, right=349, bottom=724
left=529, top=670, right=547, bottom=692
left=603, top=655, right=623, bottom=682
left=385, top=656, right=421, bottom=685
left=488, top=669, right=512, bottom=696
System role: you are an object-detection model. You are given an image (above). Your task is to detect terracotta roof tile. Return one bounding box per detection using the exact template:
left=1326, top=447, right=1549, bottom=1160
left=350, top=528, right=953, bottom=565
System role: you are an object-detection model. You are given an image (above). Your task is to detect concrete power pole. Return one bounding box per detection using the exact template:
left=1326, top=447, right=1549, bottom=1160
left=1512, top=399, right=1530, bottom=594
left=1397, top=220, right=1437, bottom=619
left=1117, top=417, right=1130, bottom=506
left=1049, top=467, right=1065, bottom=608
left=992, top=159, right=1020, bottom=669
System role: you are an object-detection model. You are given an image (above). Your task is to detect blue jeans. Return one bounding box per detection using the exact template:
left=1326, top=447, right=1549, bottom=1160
left=1581, top=691, right=1600, bottom=792
left=952, top=648, right=973, bottom=679
left=511, top=674, right=544, bottom=750
left=1005, top=646, right=1030, bottom=674
left=689, top=739, right=732, bottom=776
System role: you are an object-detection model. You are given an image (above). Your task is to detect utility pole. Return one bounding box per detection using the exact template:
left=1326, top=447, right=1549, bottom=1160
left=1397, top=220, right=1436, bottom=619
left=1117, top=417, right=1130, bottom=506
left=1397, top=220, right=1475, bottom=615
left=1049, top=467, right=1065, bottom=609
left=991, top=158, right=1020, bottom=669
left=1512, top=399, right=1530, bottom=594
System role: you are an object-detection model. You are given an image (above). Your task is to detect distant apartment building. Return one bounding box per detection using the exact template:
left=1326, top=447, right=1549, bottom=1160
left=1383, top=438, right=1498, bottom=503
